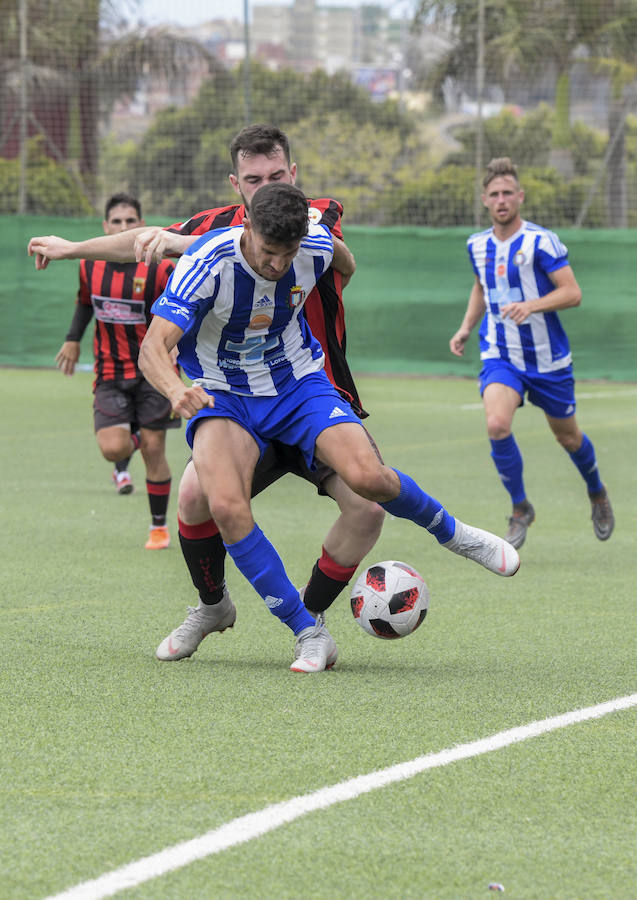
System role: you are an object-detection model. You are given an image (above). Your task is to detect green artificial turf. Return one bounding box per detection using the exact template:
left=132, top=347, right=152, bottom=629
left=2, top=369, right=636, bottom=899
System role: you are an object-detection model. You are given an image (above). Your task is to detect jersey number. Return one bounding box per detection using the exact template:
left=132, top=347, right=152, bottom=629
left=225, top=334, right=281, bottom=362
left=488, top=286, right=522, bottom=319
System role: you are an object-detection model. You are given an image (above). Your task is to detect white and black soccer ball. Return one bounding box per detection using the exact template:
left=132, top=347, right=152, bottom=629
left=350, top=560, right=429, bottom=639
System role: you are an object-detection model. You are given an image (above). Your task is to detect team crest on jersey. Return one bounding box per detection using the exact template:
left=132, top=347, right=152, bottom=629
left=288, top=285, right=305, bottom=308
left=307, top=206, right=323, bottom=225
left=513, top=250, right=526, bottom=267
left=133, top=276, right=146, bottom=295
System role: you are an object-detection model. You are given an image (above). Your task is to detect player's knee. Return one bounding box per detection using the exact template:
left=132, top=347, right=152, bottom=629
left=177, top=462, right=209, bottom=523
left=361, top=501, right=385, bottom=537
left=345, top=466, right=393, bottom=502
left=485, top=412, right=511, bottom=440
left=96, top=435, right=128, bottom=462
left=140, top=446, right=166, bottom=470
left=139, top=431, right=164, bottom=459
left=207, top=495, right=251, bottom=536
left=555, top=431, right=581, bottom=453
left=341, top=495, right=385, bottom=536
left=177, top=479, right=208, bottom=523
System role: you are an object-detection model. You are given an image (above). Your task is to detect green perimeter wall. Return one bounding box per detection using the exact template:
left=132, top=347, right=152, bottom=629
left=3, top=216, right=635, bottom=381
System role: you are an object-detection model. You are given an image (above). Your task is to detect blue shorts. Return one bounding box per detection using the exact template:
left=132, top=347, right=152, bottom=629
left=185, top=371, right=363, bottom=469
left=479, top=359, right=576, bottom=419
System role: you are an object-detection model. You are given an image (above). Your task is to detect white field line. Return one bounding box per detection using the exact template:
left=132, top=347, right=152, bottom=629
left=45, top=693, right=637, bottom=900
left=460, top=388, right=637, bottom=410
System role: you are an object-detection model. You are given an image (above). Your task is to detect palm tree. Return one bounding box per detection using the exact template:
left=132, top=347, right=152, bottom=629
left=0, top=0, right=217, bottom=210
left=413, top=0, right=629, bottom=171
left=588, top=2, right=637, bottom=226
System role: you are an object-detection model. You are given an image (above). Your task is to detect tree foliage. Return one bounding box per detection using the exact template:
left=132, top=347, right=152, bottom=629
left=0, top=0, right=634, bottom=224
left=414, top=1, right=636, bottom=138
left=0, top=0, right=216, bottom=210
left=0, top=136, right=93, bottom=214
left=125, top=62, right=414, bottom=219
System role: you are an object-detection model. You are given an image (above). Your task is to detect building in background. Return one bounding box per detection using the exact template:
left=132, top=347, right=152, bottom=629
left=251, top=0, right=414, bottom=85
left=109, top=0, right=434, bottom=139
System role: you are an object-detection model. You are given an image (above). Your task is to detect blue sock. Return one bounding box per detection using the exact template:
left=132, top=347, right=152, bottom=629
left=490, top=435, right=526, bottom=504
left=380, top=469, right=455, bottom=544
left=569, top=433, right=603, bottom=494
left=224, top=524, right=314, bottom=634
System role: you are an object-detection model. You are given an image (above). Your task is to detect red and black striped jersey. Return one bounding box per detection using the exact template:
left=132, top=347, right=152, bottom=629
left=74, top=258, right=174, bottom=386
left=167, top=198, right=367, bottom=417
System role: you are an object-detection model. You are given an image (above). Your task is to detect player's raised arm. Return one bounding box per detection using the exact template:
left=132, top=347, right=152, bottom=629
left=331, top=236, right=356, bottom=288
left=27, top=226, right=148, bottom=269
left=134, top=227, right=199, bottom=266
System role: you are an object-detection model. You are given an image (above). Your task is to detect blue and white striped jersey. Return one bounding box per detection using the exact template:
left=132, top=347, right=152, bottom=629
left=151, top=223, right=334, bottom=396
left=467, top=220, right=572, bottom=373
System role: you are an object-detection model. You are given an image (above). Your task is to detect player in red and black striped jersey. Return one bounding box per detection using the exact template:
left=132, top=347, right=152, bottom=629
left=55, top=193, right=181, bottom=550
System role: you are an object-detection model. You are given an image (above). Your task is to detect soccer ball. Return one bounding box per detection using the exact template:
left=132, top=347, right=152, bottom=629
left=350, top=560, right=429, bottom=639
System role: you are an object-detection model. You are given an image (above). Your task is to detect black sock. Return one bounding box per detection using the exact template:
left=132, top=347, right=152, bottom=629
left=178, top=530, right=227, bottom=605
left=303, top=558, right=356, bottom=615
left=147, top=478, right=171, bottom=527
left=115, top=458, right=130, bottom=473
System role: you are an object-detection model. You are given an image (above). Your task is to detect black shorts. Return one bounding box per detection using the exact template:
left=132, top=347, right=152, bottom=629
left=251, top=427, right=383, bottom=499
left=93, top=377, right=181, bottom=433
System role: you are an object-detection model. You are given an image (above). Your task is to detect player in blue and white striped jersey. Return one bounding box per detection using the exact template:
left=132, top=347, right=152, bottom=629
left=450, top=157, right=614, bottom=549
left=140, top=182, right=520, bottom=673
left=157, top=219, right=333, bottom=397
left=29, top=124, right=386, bottom=670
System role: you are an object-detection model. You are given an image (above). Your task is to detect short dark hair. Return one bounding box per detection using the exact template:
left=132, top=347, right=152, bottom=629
left=483, top=157, right=519, bottom=190
left=104, top=192, right=142, bottom=220
left=248, top=183, right=309, bottom=245
left=230, top=124, right=291, bottom=170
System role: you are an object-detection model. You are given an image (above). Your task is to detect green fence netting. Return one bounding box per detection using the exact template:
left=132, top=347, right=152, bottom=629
left=3, top=217, right=635, bottom=382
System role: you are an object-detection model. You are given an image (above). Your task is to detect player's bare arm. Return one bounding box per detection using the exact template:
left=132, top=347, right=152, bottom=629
left=134, top=228, right=199, bottom=266
left=54, top=341, right=80, bottom=376
left=450, top=276, right=485, bottom=356
left=501, top=265, right=582, bottom=324
left=331, top=236, right=356, bottom=287
left=139, top=316, right=213, bottom=419
left=28, top=227, right=147, bottom=269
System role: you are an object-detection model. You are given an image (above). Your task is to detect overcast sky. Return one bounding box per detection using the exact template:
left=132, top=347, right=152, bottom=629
left=138, top=0, right=414, bottom=27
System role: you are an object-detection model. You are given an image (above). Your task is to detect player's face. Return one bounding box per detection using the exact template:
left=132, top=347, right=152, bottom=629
left=229, top=148, right=297, bottom=210
left=103, top=204, right=143, bottom=235
left=241, top=221, right=301, bottom=281
left=481, top=176, right=524, bottom=227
